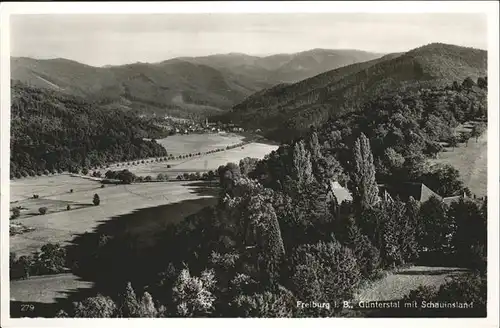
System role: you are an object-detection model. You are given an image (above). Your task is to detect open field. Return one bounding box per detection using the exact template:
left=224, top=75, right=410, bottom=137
left=10, top=176, right=218, bottom=307
left=355, top=266, right=469, bottom=302
left=431, top=128, right=487, bottom=197
left=10, top=273, right=93, bottom=305
left=10, top=178, right=215, bottom=256
left=10, top=175, right=100, bottom=203
left=156, top=132, right=245, bottom=156
left=126, top=141, right=278, bottom=177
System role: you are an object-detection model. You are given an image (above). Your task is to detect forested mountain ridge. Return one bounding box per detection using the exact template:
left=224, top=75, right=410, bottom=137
left=221, top=43, right=487, bottom=142
left=10, top=81, right=167, bottom=177
left=11, top=49, right=381, bottom=120
left=11, top=57, right=263, bottom=119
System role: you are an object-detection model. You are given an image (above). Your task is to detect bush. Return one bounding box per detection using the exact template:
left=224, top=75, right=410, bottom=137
left=67, top=204, right=71, bottom=211
left=167, top=165, right=171, bottom=169
left=82, top=168, right=89, bottom=175
left=70, top=189, right=74, bottom=193
left=116, top=169, right=137, bottom=184
left=73, top=294, right=118, bottom=318
left=290, top=240, right=361, bottom=307
left=144, top=176, right=152, bottom=182
left=401, top=273, right=486, bottom=317
left=11, top=207, right=21, bottom=220
left=39, top=207, right=48, bottom=215
left=231, top=285, right=296, bottom=318
left=435, top=273, right=486, bottom=316
left=101, top=184, right=105, bottom=188
left=43, top=169, right=50, bottom=175
left=93, top=194, right=100, bottom=206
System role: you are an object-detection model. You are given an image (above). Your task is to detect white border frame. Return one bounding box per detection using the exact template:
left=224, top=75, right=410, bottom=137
left=1, top=2, right=498, bottom=328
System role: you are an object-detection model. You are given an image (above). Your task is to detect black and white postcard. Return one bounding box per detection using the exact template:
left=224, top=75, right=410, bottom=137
left=1, top=2, right=498, bottom=328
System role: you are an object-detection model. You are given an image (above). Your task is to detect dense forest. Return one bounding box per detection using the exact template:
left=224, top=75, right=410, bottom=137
left=221, top=43, right=487, bottom=142
left=13, top=78, right=486, bottom=318
left=10, top=81, right=168, bottom=178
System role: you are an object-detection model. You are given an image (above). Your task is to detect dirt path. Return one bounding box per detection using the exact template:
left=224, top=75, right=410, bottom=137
left=355, top=266, right=469, bottom=302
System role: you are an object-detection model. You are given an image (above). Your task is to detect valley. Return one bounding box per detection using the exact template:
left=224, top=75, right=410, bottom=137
left=9, top=132, right=278, bottom=309
left=8, top=41, right=489, bottom=319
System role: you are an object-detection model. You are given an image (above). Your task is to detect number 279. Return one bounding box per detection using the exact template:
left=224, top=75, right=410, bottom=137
left=20, top=304, right=35, bottom=312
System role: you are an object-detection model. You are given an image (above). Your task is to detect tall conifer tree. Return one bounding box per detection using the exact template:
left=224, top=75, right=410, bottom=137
left=350, top=133, right=379, bottom=210
left=292, top=140, right=314, bottom=187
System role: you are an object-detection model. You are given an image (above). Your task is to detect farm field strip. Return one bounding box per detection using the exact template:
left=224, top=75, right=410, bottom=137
left=126, top=142, right=278, bottom=176
left=156, top=133, right=246, bottom=156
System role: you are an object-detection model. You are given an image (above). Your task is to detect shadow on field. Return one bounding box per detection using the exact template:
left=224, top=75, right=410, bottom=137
left=11, top=182, right=218, bottom=318
left=395, top=268, right=469, bottom=276
left=65, top=194, right=218, bottom=292
left=185, top=180, right=221, bottom=197
left=239, top=133, right=281, bottom=146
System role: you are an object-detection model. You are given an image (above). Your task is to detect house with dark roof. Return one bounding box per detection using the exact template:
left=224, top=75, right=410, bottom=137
left=378, top=182, right=467, bottom=205
left=328, top=180, right=468, bottom=207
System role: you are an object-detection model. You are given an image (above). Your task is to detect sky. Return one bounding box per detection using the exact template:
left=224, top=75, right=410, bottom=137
left=10, top=13, right=488, bottom=67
